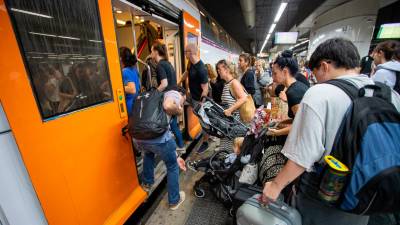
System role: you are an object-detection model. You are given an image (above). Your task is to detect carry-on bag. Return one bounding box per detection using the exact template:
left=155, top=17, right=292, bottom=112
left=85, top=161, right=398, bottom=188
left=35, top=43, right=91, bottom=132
left=232, top=184, right=263, bottom=215
left=236, top=194, right=301, bottom=225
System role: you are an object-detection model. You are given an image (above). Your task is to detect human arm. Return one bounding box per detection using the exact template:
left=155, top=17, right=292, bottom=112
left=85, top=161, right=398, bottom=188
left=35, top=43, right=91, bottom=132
left=157, top=79, right=168, bottom=92
left=262, top=102, right=326, bottom=203
left=124, top=82, right=137, bottom=94
left=224, top=80, right=247, bottom=116
left=261, top=160, right=305, bottom=203
left=156, top=63, right=168, bottom=92
left=177, top=157, right=187, bottom=171
left=178, top=71, right=188, bottom=85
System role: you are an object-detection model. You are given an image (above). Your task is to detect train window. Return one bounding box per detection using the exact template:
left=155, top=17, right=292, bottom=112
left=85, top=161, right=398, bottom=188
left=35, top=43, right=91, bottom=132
left=5, top=0, right=113, bottom=120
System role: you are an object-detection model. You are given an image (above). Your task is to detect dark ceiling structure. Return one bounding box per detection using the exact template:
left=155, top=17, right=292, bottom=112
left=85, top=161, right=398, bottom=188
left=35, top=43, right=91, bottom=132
left=197, top=0, right=326, bottom=53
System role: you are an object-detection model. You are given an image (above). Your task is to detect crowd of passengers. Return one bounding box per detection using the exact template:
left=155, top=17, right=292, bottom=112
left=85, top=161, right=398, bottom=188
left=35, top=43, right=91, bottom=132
left=33, top=38, right=400, bottom=224
left=129, top=38, right=400, bottom=225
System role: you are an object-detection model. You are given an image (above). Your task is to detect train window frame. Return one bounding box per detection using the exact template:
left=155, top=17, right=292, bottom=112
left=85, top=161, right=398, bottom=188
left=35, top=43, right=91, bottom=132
left=5, top=0, right=114, bottom=121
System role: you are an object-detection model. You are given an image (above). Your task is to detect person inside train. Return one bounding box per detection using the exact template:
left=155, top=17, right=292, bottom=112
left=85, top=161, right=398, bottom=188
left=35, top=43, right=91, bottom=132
left=216, top=59, right=247, bottom=153
left=267, top=50, right=309, bottom=137
left=372, top=40, right=400, bottom=93
left=261, top=38, right=400, bottom=225
left=119, top=47, right=141, bottom=116
left=238, top=53, right=256, bottom=104
left=133, top=86, right=187, bottom=211
left=150, top=42, right=184, bottom=150
left=179, top=43, right=209, bottom=154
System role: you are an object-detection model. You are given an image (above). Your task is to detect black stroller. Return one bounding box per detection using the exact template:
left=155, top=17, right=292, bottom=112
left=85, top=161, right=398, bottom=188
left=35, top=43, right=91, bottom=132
left=189, top=129, right=268, bottom=211
left=193, top=97, right=248, bottom=139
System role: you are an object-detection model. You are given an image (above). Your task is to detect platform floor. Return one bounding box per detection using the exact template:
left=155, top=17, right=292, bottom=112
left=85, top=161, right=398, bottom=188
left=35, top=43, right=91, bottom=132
left=144, top=138, right=227, bottom=225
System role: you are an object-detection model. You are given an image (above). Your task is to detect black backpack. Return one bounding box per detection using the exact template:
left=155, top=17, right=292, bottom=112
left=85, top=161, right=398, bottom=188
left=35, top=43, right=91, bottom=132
left=321, top=79, right=400, bottom=215
left=128, top=89, right=169, bottom=140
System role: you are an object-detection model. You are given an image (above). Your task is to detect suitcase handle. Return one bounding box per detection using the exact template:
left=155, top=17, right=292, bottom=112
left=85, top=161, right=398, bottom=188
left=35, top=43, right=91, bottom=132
left=254, top=194, right=287, bottom=210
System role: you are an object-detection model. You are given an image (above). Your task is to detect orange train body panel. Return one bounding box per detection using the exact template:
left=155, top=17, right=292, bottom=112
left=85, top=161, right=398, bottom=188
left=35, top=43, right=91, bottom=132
left=0, top=0, right=146, bottom=224
left=182, top=11, right=202, bottom=139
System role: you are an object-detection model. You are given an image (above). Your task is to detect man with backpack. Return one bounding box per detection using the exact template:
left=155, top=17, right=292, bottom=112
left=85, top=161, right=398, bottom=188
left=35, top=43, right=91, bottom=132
left=130, top=87, right=187, bottom=210
left=261, top=38, right=400, bottom=225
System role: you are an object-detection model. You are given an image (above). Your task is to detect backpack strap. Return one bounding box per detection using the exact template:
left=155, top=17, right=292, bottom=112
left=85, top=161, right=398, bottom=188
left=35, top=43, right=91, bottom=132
left=394, top=71, right=400, bottom=95
left=325, top=79, right=359, bottom=100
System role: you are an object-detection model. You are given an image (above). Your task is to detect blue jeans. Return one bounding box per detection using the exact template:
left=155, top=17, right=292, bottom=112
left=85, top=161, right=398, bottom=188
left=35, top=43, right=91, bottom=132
left=170, top=116, right=184, bottom=148
left=136, top=138, right=180, bottom=205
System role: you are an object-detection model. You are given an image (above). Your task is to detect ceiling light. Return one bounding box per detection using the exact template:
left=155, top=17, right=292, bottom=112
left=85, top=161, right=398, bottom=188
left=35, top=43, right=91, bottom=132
left=116, top=10, right=122, bottom=14
left=274, top=2, right=288, bottom=23
left=10, top=8, right=53, bottom=19
left=200, top=11, right=205, bottom=17
left=29, top=32, right=57, bottom=38
left=88, top=39, right=102, bottom=43
left=268, top=23, right=276, bottom=34
left=140, top=18, right=145, bottom=22
left=212, top=22, right=216, bottom=26
left=135, top=16, right=139, bottom=19
left=58, top=35, right=80, bottom=40
left=117, top=19, right=126, bottom=25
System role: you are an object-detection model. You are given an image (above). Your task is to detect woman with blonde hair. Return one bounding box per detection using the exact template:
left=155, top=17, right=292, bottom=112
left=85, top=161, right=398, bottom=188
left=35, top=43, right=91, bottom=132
left=216, top=59, right=248, bottom=152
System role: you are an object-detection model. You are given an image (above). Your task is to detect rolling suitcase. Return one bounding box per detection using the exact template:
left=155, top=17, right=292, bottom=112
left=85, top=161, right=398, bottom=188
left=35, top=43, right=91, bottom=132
left=232, top=184, right=263, bottom=215
left=236, top=194, right=302, bottom=225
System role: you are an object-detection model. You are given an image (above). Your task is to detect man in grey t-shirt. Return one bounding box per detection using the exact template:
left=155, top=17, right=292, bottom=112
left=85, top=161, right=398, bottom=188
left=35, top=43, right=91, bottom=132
left=261, top=38, right=400, bottom=225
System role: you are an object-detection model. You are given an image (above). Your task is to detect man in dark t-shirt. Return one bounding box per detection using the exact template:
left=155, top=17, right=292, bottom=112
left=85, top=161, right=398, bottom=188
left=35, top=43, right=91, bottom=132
left=156, top=59, right=177, bottom=91
left=188, top=60, right=208, bottom=101
left=179, top=43, right=209, bottom=153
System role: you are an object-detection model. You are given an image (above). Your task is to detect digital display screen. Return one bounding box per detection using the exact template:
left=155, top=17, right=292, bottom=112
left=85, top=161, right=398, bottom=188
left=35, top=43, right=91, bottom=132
left=274, top=32, right=298, bottom=44
left=377, top=23, right=400, bottom=39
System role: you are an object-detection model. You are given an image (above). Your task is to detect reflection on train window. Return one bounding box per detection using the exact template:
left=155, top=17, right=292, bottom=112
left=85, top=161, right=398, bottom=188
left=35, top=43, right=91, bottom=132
left=6, top=0, right=112, bottom=120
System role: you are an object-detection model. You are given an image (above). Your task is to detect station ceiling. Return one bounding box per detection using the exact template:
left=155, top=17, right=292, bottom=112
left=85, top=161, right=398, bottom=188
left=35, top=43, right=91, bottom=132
left=197, top=0, right=327, bottom=53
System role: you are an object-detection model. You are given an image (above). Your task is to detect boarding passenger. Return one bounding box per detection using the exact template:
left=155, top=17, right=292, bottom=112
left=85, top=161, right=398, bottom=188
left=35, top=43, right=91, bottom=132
left=372, top=40, right=400, bottom=93
left=179, top=43, right=209, bottom=154
left=267, top=50, right=309, bottom=137
left=151, top=42, right=184, bottom=149
left=238, top=53, right=256, bottom=102
left=151, top=42, right=177, bottom=92
left=119, top=47, right=141, bottom=116
left=133, top=87, right=187, bottom=210
left=261, top=38, right=400, bottom=225
left=216, top=59, right=248, bottom=152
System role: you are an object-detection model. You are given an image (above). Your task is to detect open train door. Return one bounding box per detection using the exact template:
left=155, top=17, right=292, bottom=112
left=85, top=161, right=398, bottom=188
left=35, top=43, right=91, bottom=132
left=181, top=11, right=202, bottom=140
left=0, top=0, right=146, bottom=224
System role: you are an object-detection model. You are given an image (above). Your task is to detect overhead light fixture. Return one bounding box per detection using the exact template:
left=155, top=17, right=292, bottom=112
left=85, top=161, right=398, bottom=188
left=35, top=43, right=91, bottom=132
left=10, top=8, right=53, bottom=19
left=116, top=10, right=122, bottom=14
left=268, top=23, right=276, bottom=34
left=184, top=20, right=195, bottom=28
left=200, top=11, right=205, bottom=17
left=29, top=31, right=57, bottom=38
left=88, top=39, right=102, bottom=43
left=212, top=22, right=216, bottom=26
left=290, top=39, right=309, bottom=49
left=29, top=32, right=80, bottom=40
left=135, top=16, right=139, bottom=19
left=58, top=35, right=80, bottom=40
left=140, top=17, right=145, bottom=22
left=117, top=19, right=126, bottom=25
left=274, top=2, right=288, bottom=23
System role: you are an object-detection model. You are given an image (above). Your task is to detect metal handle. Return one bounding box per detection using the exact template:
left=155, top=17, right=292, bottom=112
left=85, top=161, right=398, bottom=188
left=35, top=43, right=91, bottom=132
left=137, top=58, right=152, bottom=90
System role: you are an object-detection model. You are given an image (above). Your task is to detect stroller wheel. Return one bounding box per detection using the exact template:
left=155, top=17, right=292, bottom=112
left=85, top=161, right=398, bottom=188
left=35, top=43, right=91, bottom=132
left=194, top=188, right=206, bottom=198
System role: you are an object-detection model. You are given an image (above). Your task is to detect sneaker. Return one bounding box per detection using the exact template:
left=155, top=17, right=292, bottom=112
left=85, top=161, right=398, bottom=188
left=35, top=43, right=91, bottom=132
left=187, top=161, right=198, bottom=172
left=142, top=183, right=152, bottom=193
left=169, top=191, right=186, bottom=210
left=197, top=142, right=209, bottom=154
